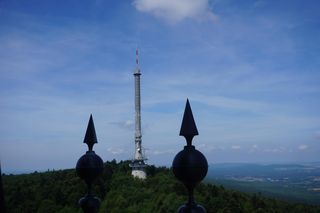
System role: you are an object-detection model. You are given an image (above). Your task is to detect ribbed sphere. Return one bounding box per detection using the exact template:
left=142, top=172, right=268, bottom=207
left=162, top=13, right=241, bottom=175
left=76, top=151, right=103, bottom=185
left=172, top=146, right=208, bottom=184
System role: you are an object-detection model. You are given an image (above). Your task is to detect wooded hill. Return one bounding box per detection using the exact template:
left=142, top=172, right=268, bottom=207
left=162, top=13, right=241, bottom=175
left=2, top=160, right=320, bottom=213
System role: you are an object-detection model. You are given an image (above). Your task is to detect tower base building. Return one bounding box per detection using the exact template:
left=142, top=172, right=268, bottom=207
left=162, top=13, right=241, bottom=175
left=130, top=160, right=147, bottom=179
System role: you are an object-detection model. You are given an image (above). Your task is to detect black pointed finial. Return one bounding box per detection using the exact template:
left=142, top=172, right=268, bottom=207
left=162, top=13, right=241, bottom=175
left=173, top=99, right=208, bottom=213
left=83, top=114, right=98, bottom=151
left=77, top=114, right=104, bottom=213
left=180, top=99, right=199, bottom=146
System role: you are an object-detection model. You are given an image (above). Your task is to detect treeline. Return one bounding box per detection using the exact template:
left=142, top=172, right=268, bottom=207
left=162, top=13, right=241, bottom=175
left=2, top=160, right=320, bottom=213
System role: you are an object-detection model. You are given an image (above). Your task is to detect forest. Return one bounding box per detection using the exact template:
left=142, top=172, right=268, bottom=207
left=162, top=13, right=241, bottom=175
left=2, top=160, right=320, bottom=213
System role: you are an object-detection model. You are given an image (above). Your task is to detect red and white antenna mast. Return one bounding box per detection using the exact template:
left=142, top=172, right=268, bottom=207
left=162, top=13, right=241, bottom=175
left=136, top=48, right=139, bottom=66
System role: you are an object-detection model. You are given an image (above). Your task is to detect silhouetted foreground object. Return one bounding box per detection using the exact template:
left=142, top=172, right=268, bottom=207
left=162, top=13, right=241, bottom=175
left=173, top=99, right=208, bottom=213
left=76, top=115, right=104, bottom=213
left=0, top=164, right=5, bottom=213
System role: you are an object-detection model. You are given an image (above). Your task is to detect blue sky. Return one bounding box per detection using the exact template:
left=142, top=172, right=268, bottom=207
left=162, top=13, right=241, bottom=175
left=1, top=0, right=320, bottom=173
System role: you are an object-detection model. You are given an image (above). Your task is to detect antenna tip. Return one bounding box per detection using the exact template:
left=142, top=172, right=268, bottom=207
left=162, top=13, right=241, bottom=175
left=136, top=48, right=139, bottom=65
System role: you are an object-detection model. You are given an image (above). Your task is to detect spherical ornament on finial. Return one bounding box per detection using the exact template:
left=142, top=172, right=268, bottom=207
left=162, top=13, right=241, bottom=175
left=76, top=151, right=103, bottom=186
left=172, top=146, right=208, bottom=187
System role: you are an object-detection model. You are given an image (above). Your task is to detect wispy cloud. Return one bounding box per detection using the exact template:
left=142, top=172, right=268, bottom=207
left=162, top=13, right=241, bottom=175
left=133, top=0, right=216, bottom=23
left=107, top=148, right=129, bottom=155
left=298, top=144, right=308, bottom=150
left=249, top=144, right=259, bottom=153
left=109, top=120, right=134, bottom=131
left=263, top=147, right=286, bottom=153
left=151, top=149, right=175, bottom=155
left=231, top=145, right=241, bottom=150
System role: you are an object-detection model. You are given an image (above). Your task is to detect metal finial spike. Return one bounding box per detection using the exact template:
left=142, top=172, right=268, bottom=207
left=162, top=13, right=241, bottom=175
left=83, top=114, right=98, bottom=151
left=179, top=99, right=199, bottom=146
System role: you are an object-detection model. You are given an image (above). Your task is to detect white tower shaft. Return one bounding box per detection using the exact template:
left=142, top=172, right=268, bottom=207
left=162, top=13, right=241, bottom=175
left=130, top=49, right=146, bottom=179
left=134, top=70, right=143, bottom=160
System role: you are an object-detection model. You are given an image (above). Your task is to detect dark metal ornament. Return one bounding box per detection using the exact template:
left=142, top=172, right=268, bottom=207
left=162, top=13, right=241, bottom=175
left=173, top=99, right=208, bottom=213
left=76, top=115, right=103, bottom=213
left=83, top=115, right=98, bottom=151
left=0, top=163, right=5, bottom=213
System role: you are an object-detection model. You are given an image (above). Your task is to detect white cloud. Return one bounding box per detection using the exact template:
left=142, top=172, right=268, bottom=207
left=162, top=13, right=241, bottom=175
left=298, top=144, right=308, bottom=150
left=263, top=147, right=286, bottom=153
left=249, top=144, right=259, bottom=153
left=133, top=0, right=216, bottom=23
left=107, top=148, right=128, bottom=155
left=110, top=120, right=134, bottom=130
left=196, top=143, right=217, bottom=153
left=152, top=149, right=175, bottom=155
left=231, top=145, right=241, bottom=150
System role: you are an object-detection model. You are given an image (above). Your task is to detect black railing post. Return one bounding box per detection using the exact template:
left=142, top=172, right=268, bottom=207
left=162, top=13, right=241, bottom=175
left=76, top=114, right=104, bottom=213
left=172, top=99, right=208, bottom=213
left=0, top=163, right=5, bottom=213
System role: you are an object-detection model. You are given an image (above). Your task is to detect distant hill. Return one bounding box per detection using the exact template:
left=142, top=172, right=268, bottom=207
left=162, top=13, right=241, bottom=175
left=2, top=160, right=320, bottom=213
left=206, top=163, right=320, bottom=205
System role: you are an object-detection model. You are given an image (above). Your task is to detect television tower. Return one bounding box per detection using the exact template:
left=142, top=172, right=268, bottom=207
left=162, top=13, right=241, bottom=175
left=129, top=48, right=147, bottom=179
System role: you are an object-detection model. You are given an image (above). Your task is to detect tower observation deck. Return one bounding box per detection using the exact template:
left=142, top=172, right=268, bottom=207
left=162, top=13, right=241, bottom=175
left=129, top=49, right=147, bottom=179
